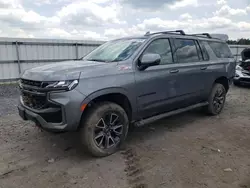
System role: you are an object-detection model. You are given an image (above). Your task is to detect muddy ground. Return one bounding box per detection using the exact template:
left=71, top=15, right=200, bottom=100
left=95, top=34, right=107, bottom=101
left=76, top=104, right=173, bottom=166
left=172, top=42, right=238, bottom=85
left=0, top=84, right=250, bottom=188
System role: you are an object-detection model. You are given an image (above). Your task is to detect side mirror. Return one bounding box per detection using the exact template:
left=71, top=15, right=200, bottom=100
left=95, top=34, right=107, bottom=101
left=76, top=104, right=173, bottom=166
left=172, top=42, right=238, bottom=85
left=139, top=53, right=161, bottom=70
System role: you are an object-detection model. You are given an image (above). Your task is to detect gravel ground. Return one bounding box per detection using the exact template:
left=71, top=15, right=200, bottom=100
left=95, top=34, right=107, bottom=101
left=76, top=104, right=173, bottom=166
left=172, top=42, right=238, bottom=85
left=0, top=85, right=19, bottom=117
left=0, top=85, right=250, bottom=188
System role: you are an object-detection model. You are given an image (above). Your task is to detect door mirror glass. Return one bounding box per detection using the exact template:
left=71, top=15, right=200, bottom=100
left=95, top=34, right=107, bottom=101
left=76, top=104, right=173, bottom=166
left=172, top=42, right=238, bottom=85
left=139, top=53, right=161, bottom=69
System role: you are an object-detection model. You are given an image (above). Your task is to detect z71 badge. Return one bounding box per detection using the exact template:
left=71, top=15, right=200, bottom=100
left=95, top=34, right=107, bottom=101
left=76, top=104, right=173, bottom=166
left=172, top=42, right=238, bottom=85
left=118, top=65, right=132, bottom=71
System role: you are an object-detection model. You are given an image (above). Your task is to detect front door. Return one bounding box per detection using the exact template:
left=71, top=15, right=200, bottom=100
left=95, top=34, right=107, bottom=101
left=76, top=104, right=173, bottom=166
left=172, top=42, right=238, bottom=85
left=135, top=38, right=182, bottom=119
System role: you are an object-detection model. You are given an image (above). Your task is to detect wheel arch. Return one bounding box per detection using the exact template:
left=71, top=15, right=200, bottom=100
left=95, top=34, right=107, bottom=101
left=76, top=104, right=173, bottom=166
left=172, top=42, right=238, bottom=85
left=214, top=76, right=229, bottom=92
left=78, top=88, right=134, bottom=129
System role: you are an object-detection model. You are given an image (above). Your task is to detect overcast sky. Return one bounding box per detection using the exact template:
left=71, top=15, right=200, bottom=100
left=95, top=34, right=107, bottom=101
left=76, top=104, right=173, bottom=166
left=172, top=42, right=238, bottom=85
left=0, top=0, right=249, bottom=40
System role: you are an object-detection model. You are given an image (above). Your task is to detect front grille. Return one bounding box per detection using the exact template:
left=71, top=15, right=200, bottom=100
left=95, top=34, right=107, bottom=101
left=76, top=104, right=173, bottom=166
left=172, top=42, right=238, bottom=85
left=19, top=79, right=51, bottom=110
left=20, top=79, right=63, bottom=123
left=21, top=79, right=53, bottom=88
left=21, top=79, right=42, bottom=87
left=19, top=79, right=53, bottom=109
left=21, top=92, right=47, bottom=109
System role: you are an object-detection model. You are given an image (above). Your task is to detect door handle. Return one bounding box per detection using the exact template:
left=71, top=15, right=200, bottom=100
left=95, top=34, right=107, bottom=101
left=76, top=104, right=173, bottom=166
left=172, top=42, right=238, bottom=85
left=170, top=69, right=179, bottom=73
left=200, top=67, right=207, bottom=70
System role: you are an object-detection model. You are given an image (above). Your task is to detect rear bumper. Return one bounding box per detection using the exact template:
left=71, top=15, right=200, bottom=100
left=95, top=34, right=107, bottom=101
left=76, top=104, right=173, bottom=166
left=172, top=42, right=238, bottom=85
left=18, top=89, right=87, bottom=132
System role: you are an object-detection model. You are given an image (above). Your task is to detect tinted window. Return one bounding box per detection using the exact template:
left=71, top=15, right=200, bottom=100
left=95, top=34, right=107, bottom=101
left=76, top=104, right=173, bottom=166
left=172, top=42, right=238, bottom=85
left=143, top=39, right=173, bottom=65
left=173, top=39, right=199, bottom=63
left=195, top=41, right=203, bottom=60
left=207, top=41, right=233, bottom=58
left=200, top=41, right=209, bottom=60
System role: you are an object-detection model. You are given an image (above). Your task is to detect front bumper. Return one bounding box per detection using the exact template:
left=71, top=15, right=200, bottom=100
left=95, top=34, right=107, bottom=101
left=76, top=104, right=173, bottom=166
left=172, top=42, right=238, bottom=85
left=234, top=70, right=250, bottom=85
left=18, top=89, right=87, bottom=132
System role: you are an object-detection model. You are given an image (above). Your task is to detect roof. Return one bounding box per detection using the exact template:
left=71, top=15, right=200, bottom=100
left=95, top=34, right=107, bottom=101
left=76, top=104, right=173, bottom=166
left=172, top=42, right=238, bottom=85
left=143, top=30, right=228, bottom=42
left=112, top=31, right=227, bottom=43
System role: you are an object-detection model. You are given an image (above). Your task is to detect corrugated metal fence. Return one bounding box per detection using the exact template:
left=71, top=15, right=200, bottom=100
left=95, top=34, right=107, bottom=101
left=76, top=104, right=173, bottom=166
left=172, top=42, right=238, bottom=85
left=0, top=37, right=104, bottom=82
left=0, top=37, right=249, bottom=82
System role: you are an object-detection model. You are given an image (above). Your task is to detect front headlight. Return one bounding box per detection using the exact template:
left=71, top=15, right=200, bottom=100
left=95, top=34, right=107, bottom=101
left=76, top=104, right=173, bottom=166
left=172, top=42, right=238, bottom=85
left=46, top=80, right=79, bottom=91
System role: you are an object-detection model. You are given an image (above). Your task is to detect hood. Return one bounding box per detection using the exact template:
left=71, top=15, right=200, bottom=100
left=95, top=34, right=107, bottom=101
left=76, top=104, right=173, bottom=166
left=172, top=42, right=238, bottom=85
left=241, top=48, right=250, bottom=61
left=21, top=60, right=111, bottom=81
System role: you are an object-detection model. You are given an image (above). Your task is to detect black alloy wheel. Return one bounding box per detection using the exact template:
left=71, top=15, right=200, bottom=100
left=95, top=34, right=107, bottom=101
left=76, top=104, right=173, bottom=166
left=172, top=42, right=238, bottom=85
left=212, top=86, right=226, bottom=114
left=94, top=113, right=124, bottom=149
left=81, top=102, right=129, bottom=157
left=207, top=83, right=226, bottom=115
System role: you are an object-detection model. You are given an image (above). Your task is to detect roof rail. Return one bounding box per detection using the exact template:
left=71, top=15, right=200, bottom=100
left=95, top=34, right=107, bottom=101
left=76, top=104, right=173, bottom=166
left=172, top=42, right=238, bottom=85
left=144, top=31, right=219, bottom=40
left=189, top=33, right=212, bottom=38
left=144, top=30, right=186, bottom=36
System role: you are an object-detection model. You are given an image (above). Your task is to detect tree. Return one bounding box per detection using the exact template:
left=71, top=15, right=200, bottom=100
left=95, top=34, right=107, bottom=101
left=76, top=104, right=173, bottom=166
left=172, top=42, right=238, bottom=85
left=227, top=38, right=250, bottom=45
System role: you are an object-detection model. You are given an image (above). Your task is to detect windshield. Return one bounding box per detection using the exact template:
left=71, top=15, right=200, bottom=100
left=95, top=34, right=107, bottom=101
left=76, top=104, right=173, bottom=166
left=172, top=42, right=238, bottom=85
left=83, top=38, right=145, bottom=62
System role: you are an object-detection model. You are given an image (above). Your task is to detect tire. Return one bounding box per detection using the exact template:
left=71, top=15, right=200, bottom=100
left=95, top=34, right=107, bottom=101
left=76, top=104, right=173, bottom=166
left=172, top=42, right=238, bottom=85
left=206, top=83, right=226, bottom=115
left=80, top=102, right=129, bottom=157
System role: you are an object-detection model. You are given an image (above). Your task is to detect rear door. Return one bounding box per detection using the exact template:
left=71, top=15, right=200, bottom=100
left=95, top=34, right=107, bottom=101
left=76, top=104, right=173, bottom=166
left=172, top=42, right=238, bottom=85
left=195, top=40, right=215, bottom=96
left=171, top=38, right=206, bottom=106
left=198, top=40, right=235, bottom=95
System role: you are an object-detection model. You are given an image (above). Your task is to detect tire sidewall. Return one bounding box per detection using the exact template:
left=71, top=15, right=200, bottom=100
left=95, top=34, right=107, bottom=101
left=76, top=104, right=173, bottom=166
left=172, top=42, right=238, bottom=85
left=81, top=102, right=129, bottom=157
left=208, top=83, right=226, bottom=115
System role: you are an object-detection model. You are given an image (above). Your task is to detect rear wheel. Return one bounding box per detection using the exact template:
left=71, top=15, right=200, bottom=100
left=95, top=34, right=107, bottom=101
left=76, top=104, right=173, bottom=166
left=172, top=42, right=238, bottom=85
left=207, top=83, right=226, bottom=115
left=80, top=102, right=129, bottom=157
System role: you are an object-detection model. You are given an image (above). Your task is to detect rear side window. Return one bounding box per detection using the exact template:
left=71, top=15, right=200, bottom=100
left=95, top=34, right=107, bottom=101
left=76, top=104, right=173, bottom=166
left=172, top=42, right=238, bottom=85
left=207, top=41, right=233, bottom=58
left=173, top=39, right=200, bottom=63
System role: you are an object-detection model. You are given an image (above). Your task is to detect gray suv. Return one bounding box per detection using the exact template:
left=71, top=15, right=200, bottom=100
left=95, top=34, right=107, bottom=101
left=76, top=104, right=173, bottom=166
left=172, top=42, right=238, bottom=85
left=17, top=30, right=236, bottom=157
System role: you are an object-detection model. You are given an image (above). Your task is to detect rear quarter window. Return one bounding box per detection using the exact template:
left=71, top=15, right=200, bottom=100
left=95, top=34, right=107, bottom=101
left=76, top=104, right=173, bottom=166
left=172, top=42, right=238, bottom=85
left=207, top=41, right=233, bottom=58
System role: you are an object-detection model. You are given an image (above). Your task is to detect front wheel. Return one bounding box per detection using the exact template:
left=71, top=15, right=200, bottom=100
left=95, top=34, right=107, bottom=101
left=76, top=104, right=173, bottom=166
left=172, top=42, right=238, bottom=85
left=206, top=83, right=226, bottom=115
left=80, top=102, right=129, bottom=157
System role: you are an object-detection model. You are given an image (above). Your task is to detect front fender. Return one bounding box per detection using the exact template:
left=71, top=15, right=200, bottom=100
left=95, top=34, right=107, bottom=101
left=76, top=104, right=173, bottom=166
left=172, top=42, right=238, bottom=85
left=85, top=87, right=129, bottom=101
left=78, top=87, right=137, bottom=120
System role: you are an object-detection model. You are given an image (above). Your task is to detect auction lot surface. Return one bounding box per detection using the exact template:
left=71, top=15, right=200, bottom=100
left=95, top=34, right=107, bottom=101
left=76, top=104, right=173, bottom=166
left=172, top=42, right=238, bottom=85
left=0, top=85, right=250, bottom=188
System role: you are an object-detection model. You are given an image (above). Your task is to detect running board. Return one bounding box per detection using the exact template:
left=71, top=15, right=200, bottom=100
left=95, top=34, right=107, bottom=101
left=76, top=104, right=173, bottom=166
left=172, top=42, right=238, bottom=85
left=134, top=102, right=209, bottom=127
